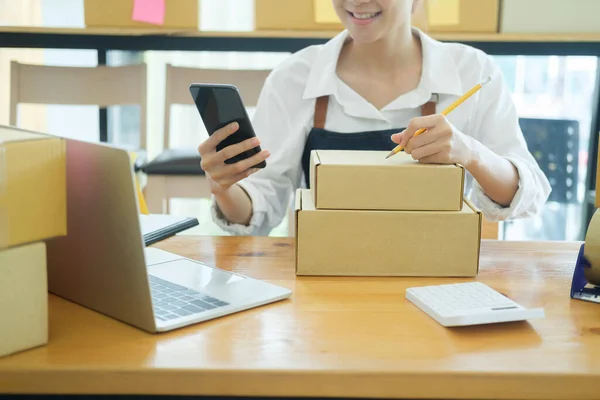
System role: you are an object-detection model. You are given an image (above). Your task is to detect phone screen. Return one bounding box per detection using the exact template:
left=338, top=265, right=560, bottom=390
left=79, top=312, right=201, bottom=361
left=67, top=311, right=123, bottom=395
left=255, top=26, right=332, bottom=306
left=190, top=85, right=264, bottom=167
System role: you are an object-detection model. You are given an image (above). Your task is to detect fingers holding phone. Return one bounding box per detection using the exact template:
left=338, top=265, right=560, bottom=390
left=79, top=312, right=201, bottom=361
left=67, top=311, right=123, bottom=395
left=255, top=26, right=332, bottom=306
left=190, top=83, right=270, bottom=195
left=198, top=122, right=270, bottom=195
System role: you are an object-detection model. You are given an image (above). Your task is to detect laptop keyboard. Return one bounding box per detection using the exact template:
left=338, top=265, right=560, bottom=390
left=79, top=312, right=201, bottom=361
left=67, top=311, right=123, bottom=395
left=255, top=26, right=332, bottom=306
left=149, top=275, right=230, bottom=321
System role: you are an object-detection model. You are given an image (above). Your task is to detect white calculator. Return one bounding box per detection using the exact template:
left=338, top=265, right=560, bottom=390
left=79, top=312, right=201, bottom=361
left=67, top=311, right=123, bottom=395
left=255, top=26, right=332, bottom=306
left=405, top=282, right=545, bottom=327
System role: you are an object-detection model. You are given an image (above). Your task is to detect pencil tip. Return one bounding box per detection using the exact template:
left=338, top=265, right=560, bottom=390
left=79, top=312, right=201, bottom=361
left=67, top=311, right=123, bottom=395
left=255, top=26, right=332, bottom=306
left=385, top=153, right=393, bottom=159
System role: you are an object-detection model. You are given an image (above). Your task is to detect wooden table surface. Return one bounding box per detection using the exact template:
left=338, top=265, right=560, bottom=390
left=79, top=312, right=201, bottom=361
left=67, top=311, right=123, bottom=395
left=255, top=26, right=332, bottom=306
left=1, top=236, right=599, bottom=400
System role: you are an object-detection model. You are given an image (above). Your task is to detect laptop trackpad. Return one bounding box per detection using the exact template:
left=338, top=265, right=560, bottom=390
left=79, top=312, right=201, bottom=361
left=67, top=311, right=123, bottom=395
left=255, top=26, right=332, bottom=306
left=145, top=247, right=184, bottom=265
left=148, top=259, right=245, bottom=292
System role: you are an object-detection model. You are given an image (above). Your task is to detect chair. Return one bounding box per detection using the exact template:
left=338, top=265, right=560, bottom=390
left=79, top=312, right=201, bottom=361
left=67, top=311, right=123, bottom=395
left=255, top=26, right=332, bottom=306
left=10, top=61, right=147, bottom=155
left=141, top=64, right=271, bottom=214
left=502, top=117, right=580, bottom=240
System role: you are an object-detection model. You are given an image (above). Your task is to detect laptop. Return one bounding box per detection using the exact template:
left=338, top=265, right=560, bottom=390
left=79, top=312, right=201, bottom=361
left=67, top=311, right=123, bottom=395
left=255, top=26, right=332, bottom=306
left=45, top=138, right=292, bottom=333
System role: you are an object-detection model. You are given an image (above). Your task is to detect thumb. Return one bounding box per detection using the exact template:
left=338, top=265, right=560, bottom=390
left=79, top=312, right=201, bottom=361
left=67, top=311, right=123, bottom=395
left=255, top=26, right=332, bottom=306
left=390, top=130, right=405, bottom=144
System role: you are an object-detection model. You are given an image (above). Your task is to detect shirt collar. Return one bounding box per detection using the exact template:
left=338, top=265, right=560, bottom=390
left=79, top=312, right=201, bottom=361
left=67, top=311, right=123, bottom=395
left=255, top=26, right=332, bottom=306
left=415, top=28, right=463, bottom=98
left=302, top=30, right=348, bottom=100
left=302, top=28, right=464, bottom=105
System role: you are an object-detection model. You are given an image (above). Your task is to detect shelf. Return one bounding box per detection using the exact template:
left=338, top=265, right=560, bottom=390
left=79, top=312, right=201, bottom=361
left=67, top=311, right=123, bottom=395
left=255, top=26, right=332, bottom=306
left=3, top=26, right=600, bottom=42
left=0, top=26, right=338, bottom=38
left=3, top=26, right=600, bottom=55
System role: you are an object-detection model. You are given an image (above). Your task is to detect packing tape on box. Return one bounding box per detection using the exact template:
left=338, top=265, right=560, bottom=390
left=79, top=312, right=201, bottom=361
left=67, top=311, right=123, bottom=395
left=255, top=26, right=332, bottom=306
left=584, top=209, right=600, bottom=285
left=0, top=147, right=7, bottom=249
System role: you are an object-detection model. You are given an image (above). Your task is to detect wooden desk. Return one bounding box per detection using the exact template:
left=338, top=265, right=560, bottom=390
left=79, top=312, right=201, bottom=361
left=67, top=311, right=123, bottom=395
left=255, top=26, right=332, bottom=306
left=1, top=237, right=599, bottom=400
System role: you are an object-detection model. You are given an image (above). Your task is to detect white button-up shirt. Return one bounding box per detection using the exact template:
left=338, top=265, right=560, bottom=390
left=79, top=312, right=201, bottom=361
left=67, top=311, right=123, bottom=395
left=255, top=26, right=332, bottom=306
left=211, top=28, right=551, bottom=236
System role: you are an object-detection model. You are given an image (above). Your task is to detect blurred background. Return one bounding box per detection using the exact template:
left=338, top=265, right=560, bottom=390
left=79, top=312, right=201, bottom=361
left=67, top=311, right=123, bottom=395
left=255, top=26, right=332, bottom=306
left=2, top=0, right=598, bottom=241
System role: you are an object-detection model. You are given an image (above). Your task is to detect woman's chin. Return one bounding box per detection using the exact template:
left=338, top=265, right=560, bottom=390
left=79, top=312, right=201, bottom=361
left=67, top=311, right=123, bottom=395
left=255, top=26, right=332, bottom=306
left=346, top=29, right=384, bottom=44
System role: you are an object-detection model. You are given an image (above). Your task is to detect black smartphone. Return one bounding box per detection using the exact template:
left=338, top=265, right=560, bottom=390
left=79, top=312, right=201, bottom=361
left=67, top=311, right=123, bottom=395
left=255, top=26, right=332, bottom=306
left=189, top=83, right=266, bottom=169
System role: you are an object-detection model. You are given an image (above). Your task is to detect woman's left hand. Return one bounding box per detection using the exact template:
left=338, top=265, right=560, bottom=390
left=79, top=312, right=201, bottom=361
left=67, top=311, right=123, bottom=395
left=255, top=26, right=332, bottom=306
left=391, top=114, right=475, bottom=167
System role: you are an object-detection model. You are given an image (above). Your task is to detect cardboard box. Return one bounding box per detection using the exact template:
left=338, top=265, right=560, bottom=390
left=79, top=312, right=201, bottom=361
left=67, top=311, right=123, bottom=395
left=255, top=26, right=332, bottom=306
left=0, top=242, right=48, bottom=358
left=255, top=0, right=343, bottom=31
left=84, top=0, right=198, bottom=30
left=295, top=189, right=481, bottom=277
left=310, top=150, right=464, bottom=211
left=500, top=0, right=600, bottom=34
left=417, top=0, right=499, bottom=33
left=255, top=0, right=499, bottom=33
left=0, top=125, right=67, bottom=250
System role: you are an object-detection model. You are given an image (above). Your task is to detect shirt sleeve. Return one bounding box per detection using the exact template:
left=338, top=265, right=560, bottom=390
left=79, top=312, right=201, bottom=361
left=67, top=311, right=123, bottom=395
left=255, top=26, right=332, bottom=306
left=210, top=76, right=307, bottom=236
left=466, top=54, right=552, bottom=222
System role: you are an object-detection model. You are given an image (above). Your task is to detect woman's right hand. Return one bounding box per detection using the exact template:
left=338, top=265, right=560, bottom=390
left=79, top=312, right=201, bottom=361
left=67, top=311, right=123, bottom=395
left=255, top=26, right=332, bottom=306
left=198, top=122, right=270, bottom=197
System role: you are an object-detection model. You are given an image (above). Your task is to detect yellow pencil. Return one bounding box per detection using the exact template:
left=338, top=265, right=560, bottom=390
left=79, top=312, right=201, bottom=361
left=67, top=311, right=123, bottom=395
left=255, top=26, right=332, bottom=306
left=129, top=151, right=149, bottom=215
left=385, top=76, right=492, bottom=160
left=135, top=178, right=149, bottom=215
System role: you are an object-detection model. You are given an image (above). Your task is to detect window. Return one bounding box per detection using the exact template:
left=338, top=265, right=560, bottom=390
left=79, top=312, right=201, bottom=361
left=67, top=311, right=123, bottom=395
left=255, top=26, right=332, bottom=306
left=492, top=55, right=598, bottom=241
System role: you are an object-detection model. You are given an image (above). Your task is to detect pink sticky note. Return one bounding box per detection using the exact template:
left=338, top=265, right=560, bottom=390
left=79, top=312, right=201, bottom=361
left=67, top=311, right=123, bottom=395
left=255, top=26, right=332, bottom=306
left=132, top=0, right=166, bottom=25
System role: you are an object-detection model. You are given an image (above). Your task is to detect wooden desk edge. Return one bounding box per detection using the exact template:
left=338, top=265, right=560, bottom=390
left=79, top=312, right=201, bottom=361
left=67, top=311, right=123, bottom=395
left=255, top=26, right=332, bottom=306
left=0, top=368, right=596, bottom=399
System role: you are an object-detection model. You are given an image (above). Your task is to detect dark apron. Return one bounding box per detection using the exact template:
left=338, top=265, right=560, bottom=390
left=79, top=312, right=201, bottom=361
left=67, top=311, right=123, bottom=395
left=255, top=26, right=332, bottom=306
left=301, top=95, right=437, bottom=188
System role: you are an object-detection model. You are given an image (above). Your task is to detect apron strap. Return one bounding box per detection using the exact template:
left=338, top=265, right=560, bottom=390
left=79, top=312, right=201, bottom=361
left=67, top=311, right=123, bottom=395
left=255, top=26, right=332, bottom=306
left=312, top=95, right=438, bottom=127
left=314, top=96, right=329, bottom=129
left=421, top=100, right=436, bottom=116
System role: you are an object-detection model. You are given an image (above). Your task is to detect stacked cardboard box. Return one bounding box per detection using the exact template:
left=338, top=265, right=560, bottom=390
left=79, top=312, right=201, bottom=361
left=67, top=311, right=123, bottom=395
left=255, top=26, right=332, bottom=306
left=0, top=125, right=67, bottom=358
left=84, top=0, right=199, bottom=30
left=295, top=150, right=481, bottom=277
left=255, top=0, right=499, bottom=33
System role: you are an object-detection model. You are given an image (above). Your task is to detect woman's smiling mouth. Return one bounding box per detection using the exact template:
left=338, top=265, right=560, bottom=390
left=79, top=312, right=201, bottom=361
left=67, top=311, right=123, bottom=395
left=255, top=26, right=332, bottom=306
left=346, top=10, right=382, bottom=24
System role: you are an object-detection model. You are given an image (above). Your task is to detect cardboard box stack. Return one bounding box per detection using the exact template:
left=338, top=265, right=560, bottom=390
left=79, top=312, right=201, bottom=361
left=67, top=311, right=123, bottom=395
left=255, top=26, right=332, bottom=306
left=295, top=150, right=482, bottom=277
left=0, top=125, right=67, bottom=358
left=84, top=0, right=199, bottom=30
left=255, top=0, right=499, bottom=33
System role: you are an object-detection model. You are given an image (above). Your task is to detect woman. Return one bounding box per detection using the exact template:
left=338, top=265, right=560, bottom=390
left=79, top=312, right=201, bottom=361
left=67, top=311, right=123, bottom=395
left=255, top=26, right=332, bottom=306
left=198, top=0, right=551, bottom=236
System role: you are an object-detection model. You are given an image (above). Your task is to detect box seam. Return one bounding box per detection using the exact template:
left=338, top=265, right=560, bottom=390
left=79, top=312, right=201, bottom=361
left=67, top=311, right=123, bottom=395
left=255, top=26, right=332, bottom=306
left=294, top=189, right=302, bottom=275
left=462, top=196, right=483, bottom=274
left=456, top=163, right=466, bottom=210
left=314, top=150, right=321, bottom=208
